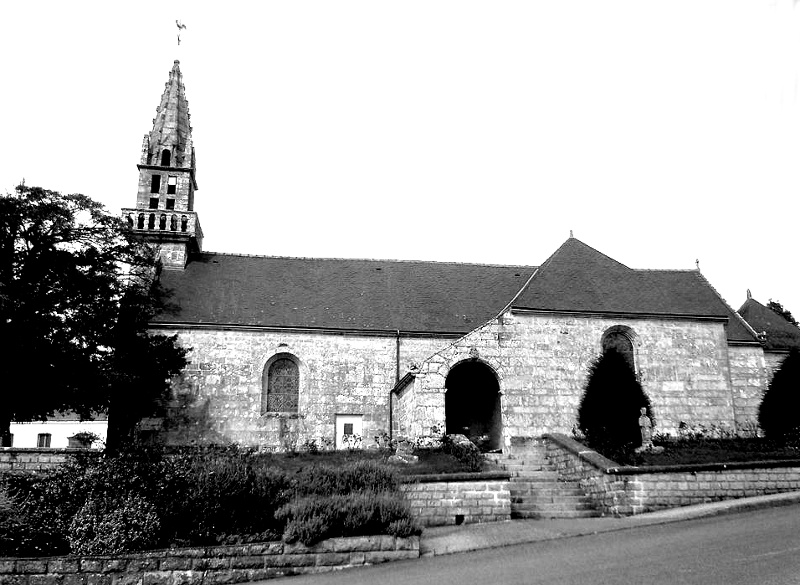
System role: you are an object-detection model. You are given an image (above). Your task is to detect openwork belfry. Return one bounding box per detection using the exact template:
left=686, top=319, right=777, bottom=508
left=127, top=59, right=779, bottom=450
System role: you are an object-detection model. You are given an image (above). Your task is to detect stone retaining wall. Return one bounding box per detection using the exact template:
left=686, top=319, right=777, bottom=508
left=0, top=449, right=97, bottom=472
left=401, top=473, right=511, bottom=526
left=0, top=535, right=419, bottom=584
left=545, top=433, right=800, bottom=516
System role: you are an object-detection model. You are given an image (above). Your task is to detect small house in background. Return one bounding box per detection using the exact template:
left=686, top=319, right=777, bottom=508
left=738, top=292, right=800, bottom=377
left=7, top=412, right=107, bottom=449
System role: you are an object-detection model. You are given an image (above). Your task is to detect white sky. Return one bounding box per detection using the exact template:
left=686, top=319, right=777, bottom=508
left=2, top=1, right=799, bottom=319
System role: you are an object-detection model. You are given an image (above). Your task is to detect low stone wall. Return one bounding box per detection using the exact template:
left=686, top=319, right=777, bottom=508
left=545, top=433, right=800, bottom=516
left=0, top=449, right=98, bottom=472
left=401, top=472, right=512, bottom=526
left=0, top=535, right=419, bottom=584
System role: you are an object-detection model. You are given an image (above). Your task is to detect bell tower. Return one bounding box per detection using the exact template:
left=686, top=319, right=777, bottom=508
left=123, top=60, right=203, bottom=269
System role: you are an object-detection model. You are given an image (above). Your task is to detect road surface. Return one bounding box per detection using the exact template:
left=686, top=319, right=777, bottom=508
left=265, top=504, right=800, bottom=585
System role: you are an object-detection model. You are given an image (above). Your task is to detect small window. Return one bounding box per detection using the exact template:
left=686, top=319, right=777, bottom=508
left=602, top=328, right=635, bottom=372
left=37, top=433, right=51, bottom=448
left=167, top=176, right=177, bottom=195
left=149, top=197, right=159, bottom=209
left=344, top=423, right=354, bottom=436
left=161, top=149, right=171, bottom=166
left=150, top=174, right=161, bottom=194
left=166, top=198, right=175, bottom=210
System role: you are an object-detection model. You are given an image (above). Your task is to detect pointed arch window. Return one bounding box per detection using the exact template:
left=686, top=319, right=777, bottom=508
left=161, top=149, right=171, bottom=166
left=602, top=327, right=636, bottom=373
left=262, top=357, right=299, bottom=414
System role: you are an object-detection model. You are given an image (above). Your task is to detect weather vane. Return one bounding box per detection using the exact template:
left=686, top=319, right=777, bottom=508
left=176, top=20, right=187, bottom=46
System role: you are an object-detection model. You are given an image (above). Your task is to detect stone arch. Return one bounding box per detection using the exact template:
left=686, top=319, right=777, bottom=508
left=444, top=358, right=502, bottom=451
left=161, top=149, right=171, bottom=166
left=601, top=325, right=638, bottom=373
left=261, top=352, right=301, bottom=415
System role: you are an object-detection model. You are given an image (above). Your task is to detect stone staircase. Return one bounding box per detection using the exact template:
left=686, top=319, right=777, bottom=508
left=488, top=440, right=599, bottom=519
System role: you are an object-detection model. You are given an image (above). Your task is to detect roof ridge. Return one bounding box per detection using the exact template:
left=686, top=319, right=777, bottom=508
left=196, top=251, right=536, bottom=269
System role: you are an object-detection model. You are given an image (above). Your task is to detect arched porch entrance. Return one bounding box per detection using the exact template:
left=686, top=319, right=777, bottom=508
left=444, top=361, right=502, bottom=451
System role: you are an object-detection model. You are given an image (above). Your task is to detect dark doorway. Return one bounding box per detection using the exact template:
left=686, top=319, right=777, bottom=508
left=445, top=361, right=502, bottom=451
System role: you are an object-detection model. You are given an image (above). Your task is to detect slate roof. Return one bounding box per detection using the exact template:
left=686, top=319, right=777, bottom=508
left=154, top=238, right=758, bottom=343
left=512, top=238, right=757, bottom=343
left=738, top=298, right=800, bottom=351
left=154, top=253, right=534, bottom=334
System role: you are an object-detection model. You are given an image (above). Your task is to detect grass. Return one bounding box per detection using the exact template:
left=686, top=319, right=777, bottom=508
left=602, top=438, right=800, bottom=467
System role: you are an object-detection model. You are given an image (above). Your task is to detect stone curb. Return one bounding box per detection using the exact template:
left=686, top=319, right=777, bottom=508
left=419, top=490, right=800, bottom=557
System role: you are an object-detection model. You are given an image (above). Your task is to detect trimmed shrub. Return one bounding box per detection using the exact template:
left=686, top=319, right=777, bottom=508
left=577, top=349, right=652, bottom=454
left=759, top=348, right=800, bottom=440
left=277, top=492, right=420, bottom=546
left=68, top=494, right=160, bottom=555
left=292, top=460, right=399, bottom=497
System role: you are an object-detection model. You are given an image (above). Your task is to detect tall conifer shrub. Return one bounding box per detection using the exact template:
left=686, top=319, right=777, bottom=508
left=577, top=349, right=652, bottom=453
left=759, top=348, right=800, bottom=439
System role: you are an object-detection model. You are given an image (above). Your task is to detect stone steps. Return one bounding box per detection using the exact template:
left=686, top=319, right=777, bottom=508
left=494, top=442, right=600, bottom=520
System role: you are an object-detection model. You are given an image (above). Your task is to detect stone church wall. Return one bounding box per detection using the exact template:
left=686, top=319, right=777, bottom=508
left=727, top=345, right=767, bottom=431
left=154, top=327, right=451, bottom=447
left=401, top=311, right=747, bottom=447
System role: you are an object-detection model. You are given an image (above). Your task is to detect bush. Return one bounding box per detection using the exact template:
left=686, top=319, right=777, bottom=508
left=292, top=460, right=399, bottom=497
left=440, top=435, right=484, bottom=472
left=759, top=348, right=800, bottom=440
left=277, top=492, right=420, bottom=546
left=68, top=495, right=160, bottom=555
left=577, top=349, right=652, bottom=454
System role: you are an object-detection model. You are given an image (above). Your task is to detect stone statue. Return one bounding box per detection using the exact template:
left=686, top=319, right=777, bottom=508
left=635, top=407, right=663, bottom=453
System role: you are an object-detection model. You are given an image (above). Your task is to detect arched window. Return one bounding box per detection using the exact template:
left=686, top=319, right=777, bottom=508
left=159, top=214, right=166, bottom=230
left=126, top=215, right=133, bottom=229
left=262, top=357, right=299, bottom=414
left=170, top=215, right=177, bottom=231
left=602, top=327, right=635, bottom=372
left=137, top=213, right=145, bottom=229
left=148, top=213, right=155, bottom=230
left=180, top=215, right=188, bottom=232
left=161, top=149, right=171, bottom=166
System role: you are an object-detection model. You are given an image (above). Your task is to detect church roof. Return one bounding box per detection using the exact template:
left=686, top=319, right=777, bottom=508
left=738, top=298, right=800, bottom=351
left=512, top=238, right=757, bottom=343
left=154, top=253, right=534, bottom=334
left=153, top=238, right=757, bottom=343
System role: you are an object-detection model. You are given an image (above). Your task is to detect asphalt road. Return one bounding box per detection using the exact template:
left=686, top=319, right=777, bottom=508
left=266, top=504, right=800, bottom=585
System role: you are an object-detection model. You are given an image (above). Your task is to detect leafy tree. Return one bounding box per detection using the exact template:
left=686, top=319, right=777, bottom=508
left=0, top=184, right=187, bottom=449
left=758, top=348, right=800, bottom=439
left=577, top=348, right=652, bottom=453
left=767, top=300, right=798, bottom=326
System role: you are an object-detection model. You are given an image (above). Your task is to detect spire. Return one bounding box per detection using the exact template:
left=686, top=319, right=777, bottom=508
left=141, top=60, right=194, bottom=171
left=123, top=60, right=202, bottom=270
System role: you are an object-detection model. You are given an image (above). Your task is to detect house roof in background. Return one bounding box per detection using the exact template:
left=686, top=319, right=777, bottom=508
left=738, top=298, right=800, bottom=351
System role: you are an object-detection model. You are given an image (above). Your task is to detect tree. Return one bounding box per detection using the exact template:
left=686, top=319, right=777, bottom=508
left=758, top=348, right=800, bottom=439
left=767, top=300, right=798, bottom=326
left=0, top=185, right=187, bottom=448
left=577, top=348, right=652, bottom=453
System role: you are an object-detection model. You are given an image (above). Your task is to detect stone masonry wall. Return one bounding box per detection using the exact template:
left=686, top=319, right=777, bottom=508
left=727, top=345, right=768, bottom=431
left=155, top=327, right=449, bottom=448
left=403, top=311, right=746, bottom=445
left=0, top=535, right=419, bottom=585
left=545, top=433, right=800, bottom=516
left=401, top=475, right=511, bottom=526
left=0, top=449, right=98, bottom=473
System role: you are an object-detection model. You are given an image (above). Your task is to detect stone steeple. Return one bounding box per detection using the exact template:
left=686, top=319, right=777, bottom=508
left=123, top=60, right=203, bottom=270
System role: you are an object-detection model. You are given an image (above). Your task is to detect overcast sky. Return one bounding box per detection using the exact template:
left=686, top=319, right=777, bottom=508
left=2, top=1, right=799, bottom=320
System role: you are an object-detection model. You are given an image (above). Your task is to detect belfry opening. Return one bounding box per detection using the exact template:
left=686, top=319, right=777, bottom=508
left=444, top=360, right=502, bottom=451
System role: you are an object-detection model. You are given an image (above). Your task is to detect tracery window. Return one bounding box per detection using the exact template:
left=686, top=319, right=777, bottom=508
left=262, top=357, right=299, bottom=414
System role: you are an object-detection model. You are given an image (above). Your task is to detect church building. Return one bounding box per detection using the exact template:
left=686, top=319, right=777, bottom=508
left=126, top=60, right=772, bottom=451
